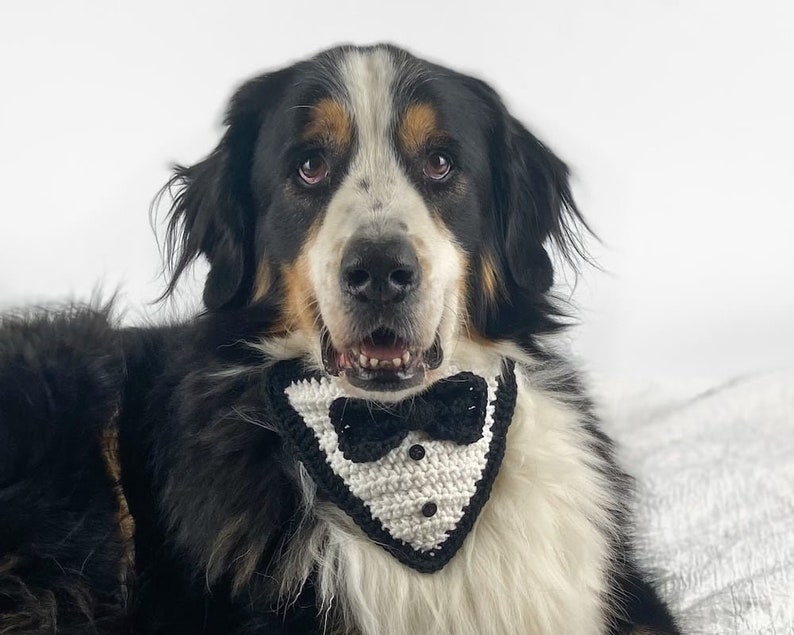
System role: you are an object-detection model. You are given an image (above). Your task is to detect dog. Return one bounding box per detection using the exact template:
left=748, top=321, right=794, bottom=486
left=0, top=44, right=680, bottom=634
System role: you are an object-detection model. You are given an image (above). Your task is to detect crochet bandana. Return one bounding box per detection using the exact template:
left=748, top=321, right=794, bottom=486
left=265, top=359, right=517, bottom=573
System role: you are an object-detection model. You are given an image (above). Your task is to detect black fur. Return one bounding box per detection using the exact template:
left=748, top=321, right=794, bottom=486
left=1, top=44, right=680, bottom=634
left=0, top=307, right=127, bottom=634
left=117, top=324, right=317, bottom=633
left=160, top=68, right=298, bottom=310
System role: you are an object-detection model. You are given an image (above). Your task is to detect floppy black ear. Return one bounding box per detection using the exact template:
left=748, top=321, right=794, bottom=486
left=159, top=72, right=288, bottom=310
left=493, top=110, right=587, bottom=296
left=464, top=78, right=591, bottom=342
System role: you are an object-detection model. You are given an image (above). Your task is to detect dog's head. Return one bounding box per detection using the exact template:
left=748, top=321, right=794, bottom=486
left=162, top=44, right=586, bottom=399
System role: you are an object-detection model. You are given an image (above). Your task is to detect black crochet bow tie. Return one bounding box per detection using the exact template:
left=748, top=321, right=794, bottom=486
left=328, top=372, right=488, bottom=463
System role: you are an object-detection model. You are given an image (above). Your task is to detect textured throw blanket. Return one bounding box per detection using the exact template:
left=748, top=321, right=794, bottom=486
left=595, top=370, right=794, bottom=634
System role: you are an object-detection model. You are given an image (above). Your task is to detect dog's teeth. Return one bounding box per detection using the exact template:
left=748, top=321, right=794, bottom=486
left=359, top=354, right=368, bottom=367
left=392, top=357, right=402, bottom=368
left=402, top=351, right=411, bottom=365
left=370, top=358, right=379, bottom=368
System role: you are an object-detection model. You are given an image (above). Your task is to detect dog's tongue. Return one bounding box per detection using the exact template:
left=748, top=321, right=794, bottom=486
left=361, top=341, right=408, bottom=361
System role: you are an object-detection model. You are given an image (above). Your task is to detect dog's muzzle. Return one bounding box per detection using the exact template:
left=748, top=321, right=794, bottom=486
left=321, top=234, right=443, bottom=391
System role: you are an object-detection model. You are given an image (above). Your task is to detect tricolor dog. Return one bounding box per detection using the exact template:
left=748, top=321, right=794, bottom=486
left=0, top=44, right=679, bottom=634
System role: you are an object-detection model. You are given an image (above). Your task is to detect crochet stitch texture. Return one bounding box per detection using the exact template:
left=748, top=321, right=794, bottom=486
left=265, top=359, right=517, bottom=573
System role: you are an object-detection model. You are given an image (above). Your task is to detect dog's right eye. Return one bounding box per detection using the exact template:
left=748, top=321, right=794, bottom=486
left=424, top=152, right=453, bottom=181
left=298, top=154, right=329, bottom=186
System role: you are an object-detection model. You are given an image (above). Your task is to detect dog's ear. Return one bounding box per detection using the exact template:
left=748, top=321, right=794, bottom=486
left=159, top=71, right=289, bottom=310
left=465, top=78, right=591, bottom=339
left=496, top=116, right=584, bottom=294
left=485, top=93, right=588, bottom=296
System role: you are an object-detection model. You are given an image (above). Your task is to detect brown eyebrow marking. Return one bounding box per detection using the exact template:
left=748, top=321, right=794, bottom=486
left=398, top=102, right=444, bottom=153
left=303, top=98, right=353, bottom=149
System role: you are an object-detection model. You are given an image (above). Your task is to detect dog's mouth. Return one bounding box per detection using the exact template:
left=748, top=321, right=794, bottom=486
left=322, top=327, right=443, bottom=391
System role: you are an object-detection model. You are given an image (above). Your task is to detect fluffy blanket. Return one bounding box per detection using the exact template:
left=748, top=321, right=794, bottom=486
left=596, top=370, right=794, bottom=634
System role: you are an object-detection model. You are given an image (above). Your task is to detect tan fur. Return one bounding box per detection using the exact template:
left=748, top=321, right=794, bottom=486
left=99, top=417, right=135, bottom=593
left=252, top=260, right=272, bottom=302
left=280, top=254, right=318, bottom=336
left=304, top=98, right=353, bottom=149
left=398, top=103, right=442, bottom=153
left=479, top=251, right=504, bottom=306
left=275, top=221, right=322, bottom=337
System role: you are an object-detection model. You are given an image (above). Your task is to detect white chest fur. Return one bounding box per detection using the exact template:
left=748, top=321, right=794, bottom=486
left=281, top=364, right=617, bottom=635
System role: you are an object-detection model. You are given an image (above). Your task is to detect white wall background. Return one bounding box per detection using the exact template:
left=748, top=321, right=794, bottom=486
left=1, top=0, right=792, bottom=386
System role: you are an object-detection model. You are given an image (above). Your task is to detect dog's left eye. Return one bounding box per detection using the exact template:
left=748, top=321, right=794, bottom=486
left=298, top=154, right=329, bottom=185
left=424, top=152, right=452, bottom=181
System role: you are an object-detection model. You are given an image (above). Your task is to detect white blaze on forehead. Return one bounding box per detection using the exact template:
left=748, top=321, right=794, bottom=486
left=335, top=46, right=428, bottom=228
left=339, top=48, right=397, bottom=178
left=306, top=47, right=464, bottom=365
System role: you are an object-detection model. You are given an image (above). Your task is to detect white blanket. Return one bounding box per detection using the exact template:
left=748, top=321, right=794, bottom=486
left=595, top=371, right=794, bottom=634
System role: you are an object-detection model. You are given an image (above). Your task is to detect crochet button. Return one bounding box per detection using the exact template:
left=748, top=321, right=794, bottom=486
left=408, top=444, right=425, bottom=461
left=421, top=502, right=437, bottom=518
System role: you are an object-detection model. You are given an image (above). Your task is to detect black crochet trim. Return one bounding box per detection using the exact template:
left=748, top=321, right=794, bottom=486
left=263, top=359, right=517, bottom=574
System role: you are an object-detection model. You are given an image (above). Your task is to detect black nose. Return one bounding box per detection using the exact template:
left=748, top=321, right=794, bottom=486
left=341, top=236, right=420, bottom=304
